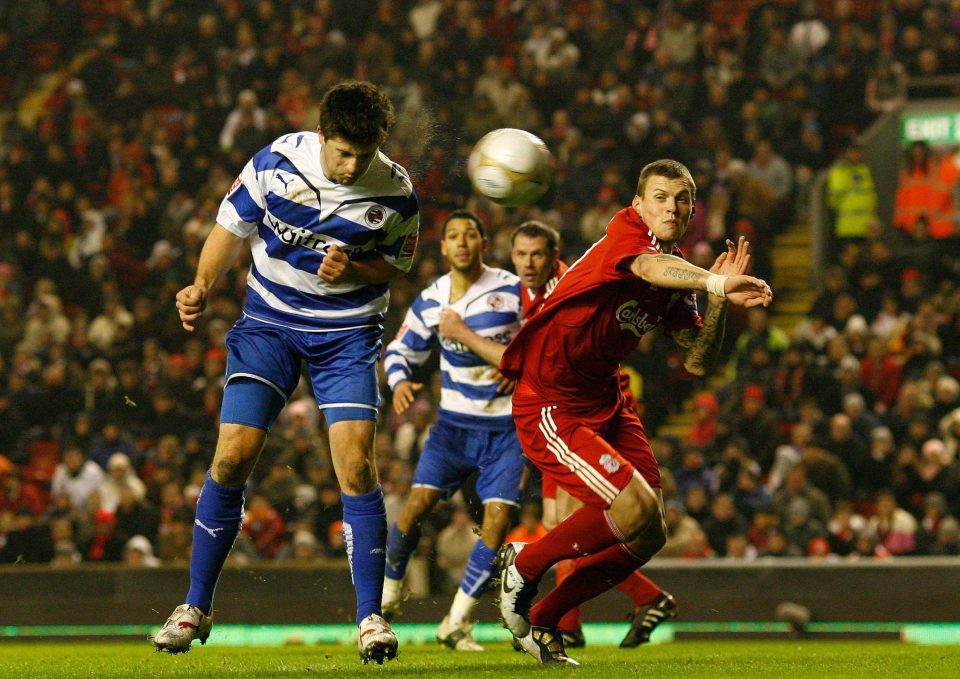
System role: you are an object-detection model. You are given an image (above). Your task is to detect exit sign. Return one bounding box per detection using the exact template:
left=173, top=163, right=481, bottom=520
left=901, top=113, right=960, bottom=143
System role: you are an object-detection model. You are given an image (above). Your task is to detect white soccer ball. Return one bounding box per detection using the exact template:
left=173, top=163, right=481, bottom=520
left=468, top=128, right=552, bottom=207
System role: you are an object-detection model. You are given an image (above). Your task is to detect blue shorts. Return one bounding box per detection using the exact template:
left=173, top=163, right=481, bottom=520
left=223, top=315, right=381, bottom=427
left=413, top=419, right=525, bottom=505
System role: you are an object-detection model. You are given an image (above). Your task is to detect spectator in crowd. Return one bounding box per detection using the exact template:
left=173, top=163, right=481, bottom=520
left=81, top=509, right=123, bottom=563
left=243, top=494, right=288, bottom=560
left=99, top=452, right=146, bottom=514
left=865, top=58, right=908, bottom=114
left=894, top=141, right=954, bottom=239
left=124, top=534, right=161, bottom=567
left=774, top=465, right=832, bottom=528
left=703, top=493, right=747, bottom=557
left=218, top=89, right=268, bottom=155
left=50, top=446, right=104, bottom=511
left=865, top=490, right=919, bottom=556
left=728, top=384, right=782, bottom=473
left=659, top=499, right=704, bottom=558
left=0, top=468, right=46, bottom=517
left=931, top=516, right=960, bottom=555
left=505, top=503, right=548, bottom=545
left=827, top=140, right=877, bottom=253
left=783, top=496, right=828, bottom=556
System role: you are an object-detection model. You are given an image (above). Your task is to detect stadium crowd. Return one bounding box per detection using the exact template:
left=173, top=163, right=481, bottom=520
left=0, top=0, right=959, bottom=588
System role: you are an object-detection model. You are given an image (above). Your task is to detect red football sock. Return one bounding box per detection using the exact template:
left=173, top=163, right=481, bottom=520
left=617, top=570, right=663, bottom=607
left=515, top=505, right=623, bottom=582
left=554, top=559, right=582, bottom=632
left=529, top=544, right=645, bottom=628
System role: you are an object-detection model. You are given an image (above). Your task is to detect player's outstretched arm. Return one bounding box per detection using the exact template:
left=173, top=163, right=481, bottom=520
left=629, top=244, right=772, bottom=309
left=176, top=224, right=246, bottom=331
left=669, top=237, right=772, bottom=376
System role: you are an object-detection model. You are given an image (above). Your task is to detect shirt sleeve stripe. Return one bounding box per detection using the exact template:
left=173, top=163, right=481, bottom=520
left=227, top=184, right=265, bottom=224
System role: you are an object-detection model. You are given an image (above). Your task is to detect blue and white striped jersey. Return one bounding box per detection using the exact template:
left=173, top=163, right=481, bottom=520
left=384, top=266, right=522, bottom=430
left=217, top=132, right=419, bottom=332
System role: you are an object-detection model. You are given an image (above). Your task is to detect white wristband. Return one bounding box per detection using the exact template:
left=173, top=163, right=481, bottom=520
left=706, top=273, right=728, bottom=298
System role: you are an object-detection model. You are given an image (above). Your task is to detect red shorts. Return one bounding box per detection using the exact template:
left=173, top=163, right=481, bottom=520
left=515, top=398, right=660, bottom=509
left=542, top=473, right=557, bottom=501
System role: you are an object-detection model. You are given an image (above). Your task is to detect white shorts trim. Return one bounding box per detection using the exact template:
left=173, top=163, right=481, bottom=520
left=318, top=402, right=378, bottom=410
left=225, top=373, right=288, bottom=402
left=481, top=497, right=520, bottom=507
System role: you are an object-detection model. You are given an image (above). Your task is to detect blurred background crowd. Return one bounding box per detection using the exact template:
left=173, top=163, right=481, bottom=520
left=0, top=0, right=958, bottom=594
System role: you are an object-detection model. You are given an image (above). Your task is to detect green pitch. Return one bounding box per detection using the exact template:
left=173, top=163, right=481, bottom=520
left=0, top=641, right=956, bottom=679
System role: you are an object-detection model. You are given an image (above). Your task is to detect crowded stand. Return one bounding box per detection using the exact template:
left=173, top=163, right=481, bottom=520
left=0, top=0, right=959, bottom=587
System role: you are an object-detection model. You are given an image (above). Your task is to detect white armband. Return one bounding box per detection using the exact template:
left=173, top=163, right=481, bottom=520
left=706, top=273, right=728, bottom=298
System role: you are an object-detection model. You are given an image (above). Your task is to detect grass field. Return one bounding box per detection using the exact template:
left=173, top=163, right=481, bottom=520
left=0, top=641, right=957, bottom=679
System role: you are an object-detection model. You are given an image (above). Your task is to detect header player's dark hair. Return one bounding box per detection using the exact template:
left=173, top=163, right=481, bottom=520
left=636, top=159, right=697, bottom=203
left=511, top=220, right=560, bottom=252
left=318, top=80, right=395, bottom=147
left=442, top=209, right=486, bottom=239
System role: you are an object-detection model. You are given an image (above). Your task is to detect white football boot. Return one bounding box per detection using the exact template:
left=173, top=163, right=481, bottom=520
left=516, top=626, right=580, bottom=666
left=436, top=615, right=484, bottom=651
left=495, top=542, right=539, bottom=638
left=153, top=604, right=213, bottom=654
left=357, top=613, right=399, bottom=664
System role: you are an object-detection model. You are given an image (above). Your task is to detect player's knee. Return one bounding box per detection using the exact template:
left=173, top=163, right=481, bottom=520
left=211, top=443, right=258, bottom=484
left=211, top=424, right=266, bottom=484
left=480, top=503, right=513, bottom=545
left=541, top=499, right=557, bottom=531
left=212, top=452, right=249, bottom=485
left=609, top=482, right=658, bottom=537
left=337, top=458, right=377, bottom=494
left=405, top=490, right=437, bottom=521
left=642, top=518, right=667, bottom=554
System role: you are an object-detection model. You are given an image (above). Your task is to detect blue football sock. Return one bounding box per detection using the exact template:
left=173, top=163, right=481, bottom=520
left=342, top=486, right=388, bottom=624
left=460, top=539, right=498, bottom=597
left=185, top=471, right=245, bottom=615
left=385, top=523, right=421, bottom=581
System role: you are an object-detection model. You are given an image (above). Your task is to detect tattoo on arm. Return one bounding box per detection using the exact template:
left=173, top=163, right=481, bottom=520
left=675, top=299, right=727, bottom=375
left=663, top=266, right=702, bottom=283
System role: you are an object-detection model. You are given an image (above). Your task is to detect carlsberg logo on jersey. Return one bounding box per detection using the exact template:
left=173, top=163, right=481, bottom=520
left=616, top=300, right=659, bottom=337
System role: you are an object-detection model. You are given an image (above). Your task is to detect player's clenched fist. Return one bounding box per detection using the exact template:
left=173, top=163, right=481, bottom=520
left=319, top=244, right=351, bottom=283
left=176, top=284, right=208, bottom=332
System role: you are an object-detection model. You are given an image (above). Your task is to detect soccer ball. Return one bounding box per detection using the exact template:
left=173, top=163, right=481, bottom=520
left=468, top=128, right=552, bottom=207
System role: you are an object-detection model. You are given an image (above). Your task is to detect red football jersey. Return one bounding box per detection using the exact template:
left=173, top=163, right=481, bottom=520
left=500, top=207, right=702, bottom=412
left=520, top=259, right=569, bottom=319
